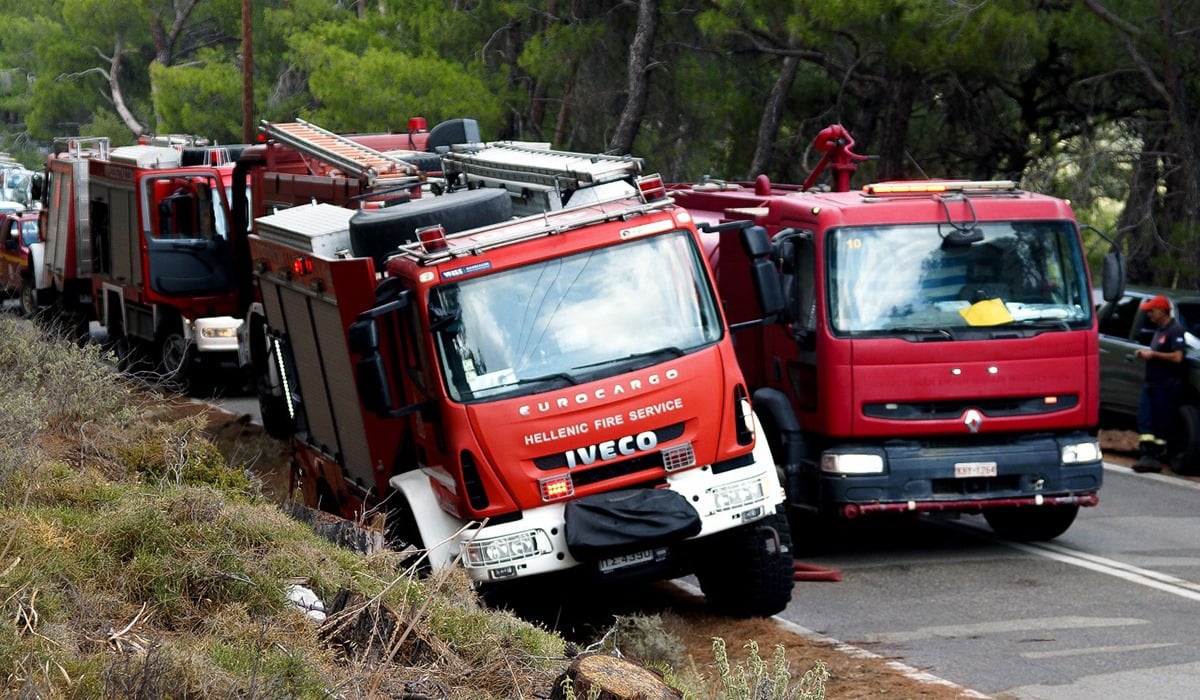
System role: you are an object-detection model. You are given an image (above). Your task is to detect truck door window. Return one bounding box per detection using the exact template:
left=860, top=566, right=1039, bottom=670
left=827, top=221, right=1092, bottom=336
left=781, top=232, right=817, bottom=344
left=20, top=219, right=37, bottom=246
left=429, top=229, right=723, bottom=402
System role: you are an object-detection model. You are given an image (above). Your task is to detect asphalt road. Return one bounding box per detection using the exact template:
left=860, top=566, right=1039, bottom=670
left=780, top=463, right=1200, bottom=699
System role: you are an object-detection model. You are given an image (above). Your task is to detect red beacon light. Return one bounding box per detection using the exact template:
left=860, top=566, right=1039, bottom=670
left=637, top=173, right=667, bottom=202
left=417, top=224, right=448, bottom=253
left=408, top=117, right=428, bottom=133
left=292, top=256, right=314, bottom=276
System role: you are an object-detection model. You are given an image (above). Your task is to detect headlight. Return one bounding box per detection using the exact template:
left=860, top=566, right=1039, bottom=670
left=710, top=477, right=765, bottom=513
left=464, top=530, right=545, bottom=566
left=821, top=453, right=885, bottom=474
left=200, top=326, right=238, bottom=339
left=1062, top=440, right=1101, bottom=464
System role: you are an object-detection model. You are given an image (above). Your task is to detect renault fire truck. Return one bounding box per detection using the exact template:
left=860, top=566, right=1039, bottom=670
left=670, top=125, right=1125, bottom=541
left=245, top=172, right=796, bottom=616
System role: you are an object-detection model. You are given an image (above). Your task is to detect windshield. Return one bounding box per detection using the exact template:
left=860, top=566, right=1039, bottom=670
left=431, top=229, right=723, bottom=402
left=828, top=221, right=1092, bottom=335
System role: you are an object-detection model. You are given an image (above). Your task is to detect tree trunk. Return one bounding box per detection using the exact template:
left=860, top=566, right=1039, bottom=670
left=549, top=652, right=681, bottom=700
left=108, top=39, right=146, bottom=137
left=608, top=0, right=659, bottom=155
left=748, top=54, right=800, bottom=179
left=876, top=69, right=918, bottom=180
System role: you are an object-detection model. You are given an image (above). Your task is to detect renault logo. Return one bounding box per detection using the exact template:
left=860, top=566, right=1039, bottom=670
left=963, top=409, right=984, bottom=433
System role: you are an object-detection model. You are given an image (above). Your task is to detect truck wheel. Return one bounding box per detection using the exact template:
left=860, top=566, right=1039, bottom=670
left=692, top=509, right=794, bottom=618
left=1168, top=404, right=1200, bottom=475
left=385, top=497, right=430, bottom=575
left=18, top=278, right=38, bottom=318
left=104, top=301, right=147, bottom=375
left=251, top=318, right=298, bottom=440
left=156, top=319, right=194, bottom=393
left=983, top=504, right=1079, bottom=541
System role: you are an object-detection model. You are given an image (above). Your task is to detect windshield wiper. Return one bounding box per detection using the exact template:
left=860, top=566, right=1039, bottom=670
left=510, top=372, right=580, bottom=388
left=1005, top=318, right=1072, bottom=332
left=880, top=326, right=956, bottom=341
left=572, top=346, right=687, bottom=373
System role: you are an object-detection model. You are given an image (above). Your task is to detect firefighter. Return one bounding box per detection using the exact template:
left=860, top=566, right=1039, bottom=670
left=1133, top=295, right=1186, bottom=473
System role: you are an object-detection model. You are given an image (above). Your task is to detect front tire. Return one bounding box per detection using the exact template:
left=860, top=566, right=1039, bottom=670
left=156, top=319, right=194, bottom=393
left=18, top=278, right=37, bottom=318
left=692, top=509, right=794, bottom=618
left=984, top=504, right=1079, bottom=541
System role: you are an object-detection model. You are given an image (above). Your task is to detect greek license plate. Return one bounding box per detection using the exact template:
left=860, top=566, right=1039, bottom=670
left=599, top=549, right=655, bottom=574
left=955, top=462, right=997, bottom=478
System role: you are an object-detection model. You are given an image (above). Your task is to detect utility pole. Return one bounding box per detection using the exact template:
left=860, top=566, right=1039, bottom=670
left=241, top=0, right=255, bottom=144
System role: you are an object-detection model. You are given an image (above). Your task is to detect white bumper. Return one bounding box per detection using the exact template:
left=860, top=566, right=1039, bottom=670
left=392, top=413, right=785, bottom=584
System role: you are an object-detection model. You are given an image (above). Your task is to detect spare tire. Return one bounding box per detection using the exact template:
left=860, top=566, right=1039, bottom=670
left=349, top=188, right=513, bottom=267
left=382, top=150, right=443, bottom=173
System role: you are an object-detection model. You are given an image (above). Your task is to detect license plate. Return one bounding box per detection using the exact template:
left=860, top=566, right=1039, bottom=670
left=954, top=461, right=997, bottom=478
left=599, top=549, right=655, bottom=574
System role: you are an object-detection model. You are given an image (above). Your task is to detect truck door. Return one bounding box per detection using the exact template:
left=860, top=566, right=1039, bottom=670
left=773, top=230, right=818, bottom=413
left=0, top=216, right=20, bottom=290
left=144, top=175, right=233, bottom=295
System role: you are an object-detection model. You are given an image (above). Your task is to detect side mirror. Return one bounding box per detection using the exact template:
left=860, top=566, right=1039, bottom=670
left=355, top=353, right=393, bottom=415
left=740, top=225, right=784, bottom=321
left=1082, top=224, right=1126, bottom=302
left=1101, top=249, right=1125, bottom=302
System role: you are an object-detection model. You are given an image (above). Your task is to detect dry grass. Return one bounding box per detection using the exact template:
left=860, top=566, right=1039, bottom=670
left=0, top=314, right=570, bottom=698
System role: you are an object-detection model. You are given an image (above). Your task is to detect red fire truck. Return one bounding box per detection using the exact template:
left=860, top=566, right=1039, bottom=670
left=33, top=137, right=245, bottom=388
left=0, top=208, right=42, bottom=316
left=245, top=176, right=796, bottom=616
left=670, top=125, right=1125, bottom=541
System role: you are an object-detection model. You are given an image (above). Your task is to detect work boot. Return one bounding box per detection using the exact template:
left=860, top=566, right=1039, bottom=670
left=1133, top=441, right=1162, bottom=473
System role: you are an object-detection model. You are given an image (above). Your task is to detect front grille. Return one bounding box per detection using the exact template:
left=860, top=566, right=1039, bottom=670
left=863, top=395, right=1078, bottom=420
left=570, top=453, right=665, bottom=487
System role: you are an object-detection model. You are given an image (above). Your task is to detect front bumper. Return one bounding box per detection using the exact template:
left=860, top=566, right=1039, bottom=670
left=819, top=432, right=1102, bottom=518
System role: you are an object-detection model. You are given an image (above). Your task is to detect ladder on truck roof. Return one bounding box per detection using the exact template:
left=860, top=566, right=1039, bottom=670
left=261, top=118, right=422, bottom=189
left=441, top=142, right=643, bottom=196
left=52, top=136, right=110, bottom=161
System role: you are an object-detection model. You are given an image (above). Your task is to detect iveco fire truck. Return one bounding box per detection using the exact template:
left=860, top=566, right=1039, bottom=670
left=245, top=172, right=796, bottom=616
left=670, top=125, right=1125, bottom=541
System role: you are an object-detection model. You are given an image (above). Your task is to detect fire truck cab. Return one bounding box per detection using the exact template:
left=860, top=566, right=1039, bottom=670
left=671, top=125, right=1125, bottom=542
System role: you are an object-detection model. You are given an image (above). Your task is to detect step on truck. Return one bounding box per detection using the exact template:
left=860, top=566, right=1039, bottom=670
left=246, top=177, right=796, bottom=617
left=669, top=124, right=1125, bottom=542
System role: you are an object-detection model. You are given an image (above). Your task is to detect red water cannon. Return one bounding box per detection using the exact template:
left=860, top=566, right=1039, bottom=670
left=801, top=124, right=869, bottom=193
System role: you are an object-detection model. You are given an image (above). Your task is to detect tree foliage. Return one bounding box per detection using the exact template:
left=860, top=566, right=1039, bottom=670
left=1, top=0, right=1198, bottom=284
